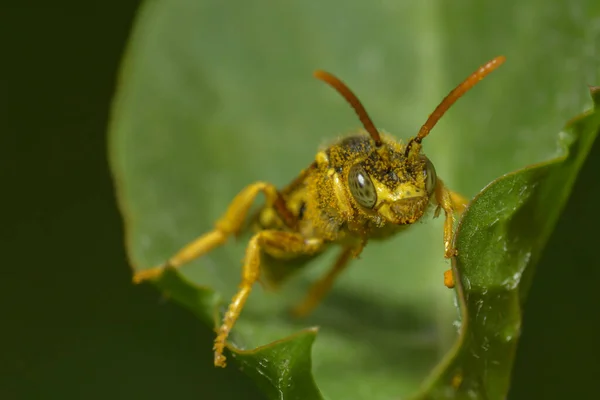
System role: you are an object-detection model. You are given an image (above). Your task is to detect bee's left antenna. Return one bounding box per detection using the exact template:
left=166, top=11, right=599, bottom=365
left=314, top=70, right=383, bottom=147
left=416, top=55, right=506, bottom=144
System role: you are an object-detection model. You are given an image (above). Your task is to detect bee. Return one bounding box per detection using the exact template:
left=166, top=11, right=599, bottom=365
left=133, top=56, right=506, bottom=367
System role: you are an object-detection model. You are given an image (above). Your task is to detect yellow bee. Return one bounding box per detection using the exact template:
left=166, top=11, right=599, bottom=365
left=134, top=56, right=506, bottom=367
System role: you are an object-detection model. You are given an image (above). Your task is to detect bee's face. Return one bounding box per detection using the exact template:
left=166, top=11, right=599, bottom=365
left=345, top=142, right=436, bottom=224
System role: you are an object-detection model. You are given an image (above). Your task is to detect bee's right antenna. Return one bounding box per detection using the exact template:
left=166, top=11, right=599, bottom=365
left=405, top=55, right=506, bottom=158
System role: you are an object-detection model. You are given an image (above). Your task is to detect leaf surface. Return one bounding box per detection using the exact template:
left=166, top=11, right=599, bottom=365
left=109, top=1, right=600, bottom=398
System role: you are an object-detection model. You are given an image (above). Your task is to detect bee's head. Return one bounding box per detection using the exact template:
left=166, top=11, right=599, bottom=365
left=314, top=55, right=505, bottom=205
left=347, top=153, right=436, bottom=224
left=327, top=134, right=436, bottom=224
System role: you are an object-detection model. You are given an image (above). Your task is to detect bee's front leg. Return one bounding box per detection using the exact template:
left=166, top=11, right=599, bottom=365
left=434, top=179, right=468, bottom=289
left=133, top=182, right=295, bottom=283
left=214, top=231, right=323, bottom=367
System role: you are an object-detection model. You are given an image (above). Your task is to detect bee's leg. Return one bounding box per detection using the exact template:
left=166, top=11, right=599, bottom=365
left=434, top=179, right=460, bottom=289
left=449, top=191, right=469, bottom=214
left=214, top=231, right=323, bottom=367
left=291, top=246, right=355, bottom=318
left=133, top=182, right=296, bottom=283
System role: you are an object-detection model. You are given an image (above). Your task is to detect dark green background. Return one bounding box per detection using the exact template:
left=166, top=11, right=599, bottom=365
left=2, top=3, right=598, bottom=399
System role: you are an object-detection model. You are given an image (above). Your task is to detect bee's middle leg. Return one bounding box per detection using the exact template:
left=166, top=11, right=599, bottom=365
left=213, top=230, right=323, bottom=368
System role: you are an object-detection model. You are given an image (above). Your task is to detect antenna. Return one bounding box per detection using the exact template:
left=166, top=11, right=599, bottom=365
left=415, top=55, right=506, bottom=145
left=314, top=70, right=383, bottom=147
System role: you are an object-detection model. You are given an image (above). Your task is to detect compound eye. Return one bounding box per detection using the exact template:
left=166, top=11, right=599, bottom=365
left=424, top=159, right=437, bottom=195
left=348, top=164, right=377, bottom=209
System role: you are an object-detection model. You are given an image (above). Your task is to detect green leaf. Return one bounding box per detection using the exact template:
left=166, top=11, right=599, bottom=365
left=233, top=329, right=323, bottom=400
left=108, top=0, right=600, bottom=399
left=415, top=93, right=600, bottom=399
left=155, top=270, right=323, bottom=399
left=509, top=101, right=600, bottom=399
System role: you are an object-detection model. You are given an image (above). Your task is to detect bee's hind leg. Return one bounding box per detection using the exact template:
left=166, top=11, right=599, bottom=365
left=291, top=246, right=357, bottom=318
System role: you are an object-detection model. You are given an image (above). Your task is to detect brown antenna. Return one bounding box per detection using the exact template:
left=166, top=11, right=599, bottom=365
left=415, top=55, right=506, bottom=144
left=314, top=70, right=383, bottom=147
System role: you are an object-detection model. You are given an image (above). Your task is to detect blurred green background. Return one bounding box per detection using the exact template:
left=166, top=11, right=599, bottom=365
left=3, top=1, right=599, bottom=400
